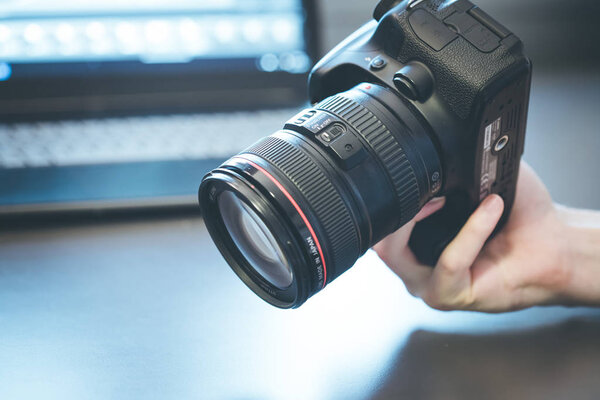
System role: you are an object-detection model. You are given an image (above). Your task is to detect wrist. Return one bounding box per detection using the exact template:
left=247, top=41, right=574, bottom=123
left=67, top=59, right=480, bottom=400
left=557, top=206, right=600, bottom=305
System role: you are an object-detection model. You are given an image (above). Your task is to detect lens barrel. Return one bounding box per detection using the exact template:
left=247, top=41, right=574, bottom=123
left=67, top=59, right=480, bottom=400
left=199, top=83, right=442, bottom=308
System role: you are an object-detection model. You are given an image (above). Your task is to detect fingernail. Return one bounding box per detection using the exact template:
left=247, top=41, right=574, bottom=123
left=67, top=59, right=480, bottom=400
left=482, top=195, right=502, bottom=213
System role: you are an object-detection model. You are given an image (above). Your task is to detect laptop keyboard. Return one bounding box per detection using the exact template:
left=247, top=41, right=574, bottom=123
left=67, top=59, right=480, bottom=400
left=0, top=108, right=300, bottom=169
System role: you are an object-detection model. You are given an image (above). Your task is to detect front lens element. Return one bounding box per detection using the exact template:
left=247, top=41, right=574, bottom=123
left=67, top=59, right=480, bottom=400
left=218, top=190, right=293, bottom=289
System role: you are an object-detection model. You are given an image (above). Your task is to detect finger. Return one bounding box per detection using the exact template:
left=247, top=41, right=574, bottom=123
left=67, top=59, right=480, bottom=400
left=374, top=236, right=433, bottom=297
left=438, top=194, right=505, bottom=274
left=373, top=197, right=446, bottom=255
left=373, top=197, right=446, bottom=295
left=373, top=220, right=431, bottom=297
left=372, top=219, right=416, bottom=266
left=424, top=195, right=504, bottom=309
left=414, top=197, right=446, bottom=222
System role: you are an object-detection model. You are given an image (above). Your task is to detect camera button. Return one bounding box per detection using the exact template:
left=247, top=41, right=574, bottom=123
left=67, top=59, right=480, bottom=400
left=369, top=56, right=387, bottom=71
left=327, top=133, right=366, bottom=169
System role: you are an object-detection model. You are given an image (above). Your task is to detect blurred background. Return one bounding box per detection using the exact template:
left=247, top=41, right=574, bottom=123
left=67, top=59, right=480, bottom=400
left=0, top=0, right=598, bottom=211
left=1, top=1, right=599, bottom=399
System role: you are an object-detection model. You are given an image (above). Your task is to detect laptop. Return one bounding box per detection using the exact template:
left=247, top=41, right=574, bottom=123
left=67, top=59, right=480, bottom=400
left=0, top=0, right=319, bottom=217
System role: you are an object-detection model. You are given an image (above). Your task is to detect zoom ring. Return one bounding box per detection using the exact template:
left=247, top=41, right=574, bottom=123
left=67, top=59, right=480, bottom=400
left=317, top=95, right=421, bottom=227
left=243, top=135, right=359, bottom=284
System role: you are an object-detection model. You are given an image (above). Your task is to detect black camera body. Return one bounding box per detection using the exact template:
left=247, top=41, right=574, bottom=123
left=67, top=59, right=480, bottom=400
left=199, top=0, right=532, bottom=308
left=303, top=0, right=532, bottom=264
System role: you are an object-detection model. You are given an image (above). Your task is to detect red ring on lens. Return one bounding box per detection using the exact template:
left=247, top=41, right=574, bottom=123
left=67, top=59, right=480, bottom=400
left=242, top=158, right=327, bottom=288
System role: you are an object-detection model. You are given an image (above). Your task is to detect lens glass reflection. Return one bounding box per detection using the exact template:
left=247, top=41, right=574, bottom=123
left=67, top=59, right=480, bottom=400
left=218, top=190, right=293, bottom=289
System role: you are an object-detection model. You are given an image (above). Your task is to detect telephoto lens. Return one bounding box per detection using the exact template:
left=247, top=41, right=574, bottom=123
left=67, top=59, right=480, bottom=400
left=199, top=83, right=442, bottom=308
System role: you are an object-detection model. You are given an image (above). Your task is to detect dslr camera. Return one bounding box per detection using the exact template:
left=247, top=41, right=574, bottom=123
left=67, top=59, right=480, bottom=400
left=199, top=0, right=532, bottom=308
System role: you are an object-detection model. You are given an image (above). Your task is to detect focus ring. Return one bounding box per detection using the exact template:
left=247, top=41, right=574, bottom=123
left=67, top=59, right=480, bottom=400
left=317, top=95, right=421, bottom=226
left=243, top=135, right=359, bottom=284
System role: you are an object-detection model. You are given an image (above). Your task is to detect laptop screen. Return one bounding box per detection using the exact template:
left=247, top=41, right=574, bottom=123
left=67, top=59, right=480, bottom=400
left=0, top=0, right=318, bottom=119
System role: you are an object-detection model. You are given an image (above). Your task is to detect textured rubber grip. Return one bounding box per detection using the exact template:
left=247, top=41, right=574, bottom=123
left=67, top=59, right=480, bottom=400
left=243, top=135, right=359, bottom=282
left=317, top=94, right=421, bottom=227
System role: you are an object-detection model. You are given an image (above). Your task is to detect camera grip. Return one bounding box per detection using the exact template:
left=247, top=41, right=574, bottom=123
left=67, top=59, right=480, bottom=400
left=408, top=193, right=471, bottom=266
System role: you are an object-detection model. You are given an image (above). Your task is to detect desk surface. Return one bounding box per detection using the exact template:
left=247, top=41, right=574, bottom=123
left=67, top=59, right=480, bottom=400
left=1, top=215, right=600, bottom=400
left=1, top=71, right=600, bottom=399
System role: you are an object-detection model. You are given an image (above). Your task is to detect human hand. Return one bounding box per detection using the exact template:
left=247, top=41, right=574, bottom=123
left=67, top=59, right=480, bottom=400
left=373, top=162, right=599, bottom=312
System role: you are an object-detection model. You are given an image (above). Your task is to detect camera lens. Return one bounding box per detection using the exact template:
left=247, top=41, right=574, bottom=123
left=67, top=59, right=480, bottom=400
left=218, top=190, right=293, bottom=289
left=199, top=83, right=442, bottom=308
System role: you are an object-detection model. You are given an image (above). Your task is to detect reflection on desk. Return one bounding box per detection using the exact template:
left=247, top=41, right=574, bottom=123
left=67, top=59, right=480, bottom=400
left=370, top=317, right=600, bottom=400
